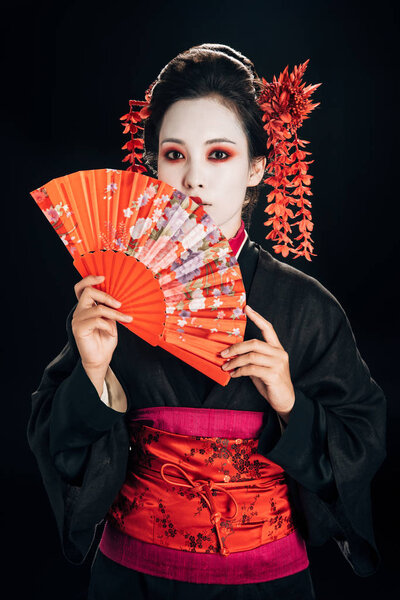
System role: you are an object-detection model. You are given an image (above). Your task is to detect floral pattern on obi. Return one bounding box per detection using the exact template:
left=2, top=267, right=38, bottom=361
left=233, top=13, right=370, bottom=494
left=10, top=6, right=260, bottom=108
left=107, top=423, right=296, bottom=556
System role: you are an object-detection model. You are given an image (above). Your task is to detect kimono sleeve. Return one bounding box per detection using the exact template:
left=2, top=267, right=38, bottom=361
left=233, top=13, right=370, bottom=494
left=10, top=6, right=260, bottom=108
left=258, top=387, right=337, bottom=503
left=49, top=356, right=127, bottom=484
left=26, top=303, right=130, bottom=565
left=260, top=282, right=386, bottom=577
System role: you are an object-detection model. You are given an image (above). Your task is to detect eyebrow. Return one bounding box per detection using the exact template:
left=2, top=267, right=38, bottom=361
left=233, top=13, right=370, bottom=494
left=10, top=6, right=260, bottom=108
left=161, top=137, right=237, bottom=145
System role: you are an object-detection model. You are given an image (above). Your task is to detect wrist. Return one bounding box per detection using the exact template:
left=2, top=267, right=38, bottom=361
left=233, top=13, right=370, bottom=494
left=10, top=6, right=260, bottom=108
left=277, top=388, right=295, bottom=424
left=105, top=366, right=128, bottom=413
left=82, top=362, right=109, bottom=397
left=277, top=410, right=291, bottom=425
left=276, top=399, right=295, bottom=424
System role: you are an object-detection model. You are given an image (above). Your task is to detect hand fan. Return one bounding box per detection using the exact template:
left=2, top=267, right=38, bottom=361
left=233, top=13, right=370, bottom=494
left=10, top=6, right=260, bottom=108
left=30, top=168, right=247, bottom=385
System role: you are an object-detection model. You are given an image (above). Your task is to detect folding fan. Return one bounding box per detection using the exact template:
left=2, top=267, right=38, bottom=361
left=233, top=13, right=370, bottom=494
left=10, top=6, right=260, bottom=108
left=30, top=168, right=247, bottom=385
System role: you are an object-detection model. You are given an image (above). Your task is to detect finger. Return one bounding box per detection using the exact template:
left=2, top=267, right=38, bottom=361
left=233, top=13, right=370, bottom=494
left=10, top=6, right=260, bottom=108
left=85, top=303, right=133, bottom=324
left=231, top=364, right=271, bottom=378
left=245, top=305, right=283, bottom=349
left=79, top=315, right=118, bottom=337
left=74, top=275, right=107, bottom=301
left=78, top=280, right=124, bottom=311
left=221, top=339, right=277, bottom=359
left=222, top=351, right=272, bottom=371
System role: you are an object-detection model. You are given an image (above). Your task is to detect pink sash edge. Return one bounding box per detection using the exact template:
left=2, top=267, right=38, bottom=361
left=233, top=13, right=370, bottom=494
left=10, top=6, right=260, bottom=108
left=99, top=520, right=309, bottom=584
left=128, top=406, right=268, bottom=439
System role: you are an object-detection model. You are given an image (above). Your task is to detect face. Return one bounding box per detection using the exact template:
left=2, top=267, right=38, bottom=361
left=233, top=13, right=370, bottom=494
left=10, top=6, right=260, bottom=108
left=157, top=96, right=265, bottom=239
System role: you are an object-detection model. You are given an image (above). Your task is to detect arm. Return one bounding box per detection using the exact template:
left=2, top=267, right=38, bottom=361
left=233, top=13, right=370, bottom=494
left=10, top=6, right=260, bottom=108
left=102, top=366, right=128, bottom=413
left=27, top=303, right=130, bottom=564
left=48, top=359, right=127, bottom=484
left=258, top=289, right=386, bottom=575
left=258, top=385, right=338, bottom=503
left=100, top=378, right=109, bottom=405
left=47, top=301, right=128, bottom=484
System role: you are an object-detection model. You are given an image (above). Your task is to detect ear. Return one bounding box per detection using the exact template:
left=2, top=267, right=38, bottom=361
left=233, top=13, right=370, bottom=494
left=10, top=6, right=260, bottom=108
left=247, top=156, right=266, bottom=187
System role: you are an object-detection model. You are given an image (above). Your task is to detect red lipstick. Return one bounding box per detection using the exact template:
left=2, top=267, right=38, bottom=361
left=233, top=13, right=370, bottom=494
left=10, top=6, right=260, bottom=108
left=190, top=196, right=209, bottom=205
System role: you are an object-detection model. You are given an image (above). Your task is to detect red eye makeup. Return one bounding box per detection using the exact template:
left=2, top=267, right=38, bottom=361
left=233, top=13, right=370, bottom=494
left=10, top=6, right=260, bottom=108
left=162, top=146, right=236, bottom=162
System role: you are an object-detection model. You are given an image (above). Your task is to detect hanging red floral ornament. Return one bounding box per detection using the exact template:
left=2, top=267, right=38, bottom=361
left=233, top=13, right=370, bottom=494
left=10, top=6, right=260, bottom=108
left=257, top=59, right=321, bottom=261
left=120, top=81, right=156, bottom=173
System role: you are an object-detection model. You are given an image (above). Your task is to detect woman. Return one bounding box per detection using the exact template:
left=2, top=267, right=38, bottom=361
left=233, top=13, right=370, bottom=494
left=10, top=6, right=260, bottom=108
left=27, top=44, right=387, bottom=599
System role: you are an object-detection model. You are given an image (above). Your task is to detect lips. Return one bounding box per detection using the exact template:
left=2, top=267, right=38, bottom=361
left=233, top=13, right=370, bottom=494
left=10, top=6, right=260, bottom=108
left=190, top=196, right=210, bottom=205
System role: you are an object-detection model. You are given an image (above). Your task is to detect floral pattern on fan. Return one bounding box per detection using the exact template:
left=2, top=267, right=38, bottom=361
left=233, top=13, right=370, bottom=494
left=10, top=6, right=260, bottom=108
left=30, top=168, right=247, bottom=385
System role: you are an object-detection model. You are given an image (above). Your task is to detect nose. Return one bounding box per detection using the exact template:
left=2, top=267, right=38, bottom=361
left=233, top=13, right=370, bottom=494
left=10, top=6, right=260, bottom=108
left=182, top=163, right=204, bottom=195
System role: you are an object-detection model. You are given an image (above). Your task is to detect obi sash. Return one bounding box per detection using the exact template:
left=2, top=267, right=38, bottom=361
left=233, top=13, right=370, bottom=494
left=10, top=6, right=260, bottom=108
left=103, top=408, right=302, bottom=560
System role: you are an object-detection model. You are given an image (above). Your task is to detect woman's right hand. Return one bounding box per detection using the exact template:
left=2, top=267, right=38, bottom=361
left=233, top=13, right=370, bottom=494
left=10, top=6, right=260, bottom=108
left=71, top=275, right=133, bottom=373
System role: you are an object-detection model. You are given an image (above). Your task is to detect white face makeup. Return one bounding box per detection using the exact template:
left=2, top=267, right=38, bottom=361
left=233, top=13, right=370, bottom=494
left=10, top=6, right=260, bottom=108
left=157, top=96, right=265, bottom=240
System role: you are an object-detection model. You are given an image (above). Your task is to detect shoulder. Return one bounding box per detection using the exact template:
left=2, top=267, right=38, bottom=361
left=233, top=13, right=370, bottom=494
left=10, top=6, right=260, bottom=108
left=253, top=246, right=356, bottom=374
left=255, top=243, right=347, bottom=323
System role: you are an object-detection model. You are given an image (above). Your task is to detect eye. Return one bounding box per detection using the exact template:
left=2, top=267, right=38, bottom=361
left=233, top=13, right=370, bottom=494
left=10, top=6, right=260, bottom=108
left=164, top=150, right=184, bottom=160
left=163, top=148, right=232, bottom=161
left=209, top=149, right=230, bottom=160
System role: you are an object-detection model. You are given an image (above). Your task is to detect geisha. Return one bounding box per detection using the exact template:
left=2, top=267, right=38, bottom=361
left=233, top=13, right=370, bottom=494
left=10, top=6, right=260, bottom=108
left=28, top=43, right=387, bottom=600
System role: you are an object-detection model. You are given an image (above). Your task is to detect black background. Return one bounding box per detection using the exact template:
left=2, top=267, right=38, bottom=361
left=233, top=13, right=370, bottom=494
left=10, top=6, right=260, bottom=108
left=1, top=0, right=398, bottom=597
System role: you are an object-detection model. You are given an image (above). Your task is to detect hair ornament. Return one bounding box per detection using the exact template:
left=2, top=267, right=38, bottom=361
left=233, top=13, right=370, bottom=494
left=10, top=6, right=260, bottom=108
left=120, top=81, right=155, bottom=174
left=256, top=59, right=321, bottom=260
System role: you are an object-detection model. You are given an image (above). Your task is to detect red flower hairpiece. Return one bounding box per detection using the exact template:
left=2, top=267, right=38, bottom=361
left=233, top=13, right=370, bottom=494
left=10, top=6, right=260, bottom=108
left=120, top=59, right=321, bottom=261
left=257, top=59, right=321, bottom=261
left=120, top=82, right=155, bottom=174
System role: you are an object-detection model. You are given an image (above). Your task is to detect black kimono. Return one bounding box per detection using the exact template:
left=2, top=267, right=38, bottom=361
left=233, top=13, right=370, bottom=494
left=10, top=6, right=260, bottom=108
left=27, top=234, right=387, bottom=597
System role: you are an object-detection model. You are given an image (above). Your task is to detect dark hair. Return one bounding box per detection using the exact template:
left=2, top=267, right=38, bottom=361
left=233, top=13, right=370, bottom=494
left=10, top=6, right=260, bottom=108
left=142, top=43, right=269, bottom=228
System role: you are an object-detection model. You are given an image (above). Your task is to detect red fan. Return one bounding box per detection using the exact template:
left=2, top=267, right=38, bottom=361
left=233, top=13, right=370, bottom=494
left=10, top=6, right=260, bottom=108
left=30, top=168, right=247, bottom=385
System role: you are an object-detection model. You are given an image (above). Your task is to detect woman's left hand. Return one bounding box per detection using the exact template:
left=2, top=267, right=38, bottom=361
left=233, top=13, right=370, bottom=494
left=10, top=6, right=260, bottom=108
left=221, top=305, right=295, bottom=423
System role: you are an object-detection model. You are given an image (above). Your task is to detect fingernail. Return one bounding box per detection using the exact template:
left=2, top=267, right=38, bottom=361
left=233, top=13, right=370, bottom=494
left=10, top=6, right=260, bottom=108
left=221, top=349, right=229, bottom=356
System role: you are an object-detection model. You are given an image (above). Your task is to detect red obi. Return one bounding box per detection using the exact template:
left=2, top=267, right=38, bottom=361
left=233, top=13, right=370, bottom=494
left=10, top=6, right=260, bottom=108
left=107, top=419, right=296, bottom=557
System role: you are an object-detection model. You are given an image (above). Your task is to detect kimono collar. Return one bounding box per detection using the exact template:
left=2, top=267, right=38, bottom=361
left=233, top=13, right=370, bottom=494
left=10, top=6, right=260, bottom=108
left=228, top=219, right=248, bottom=258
